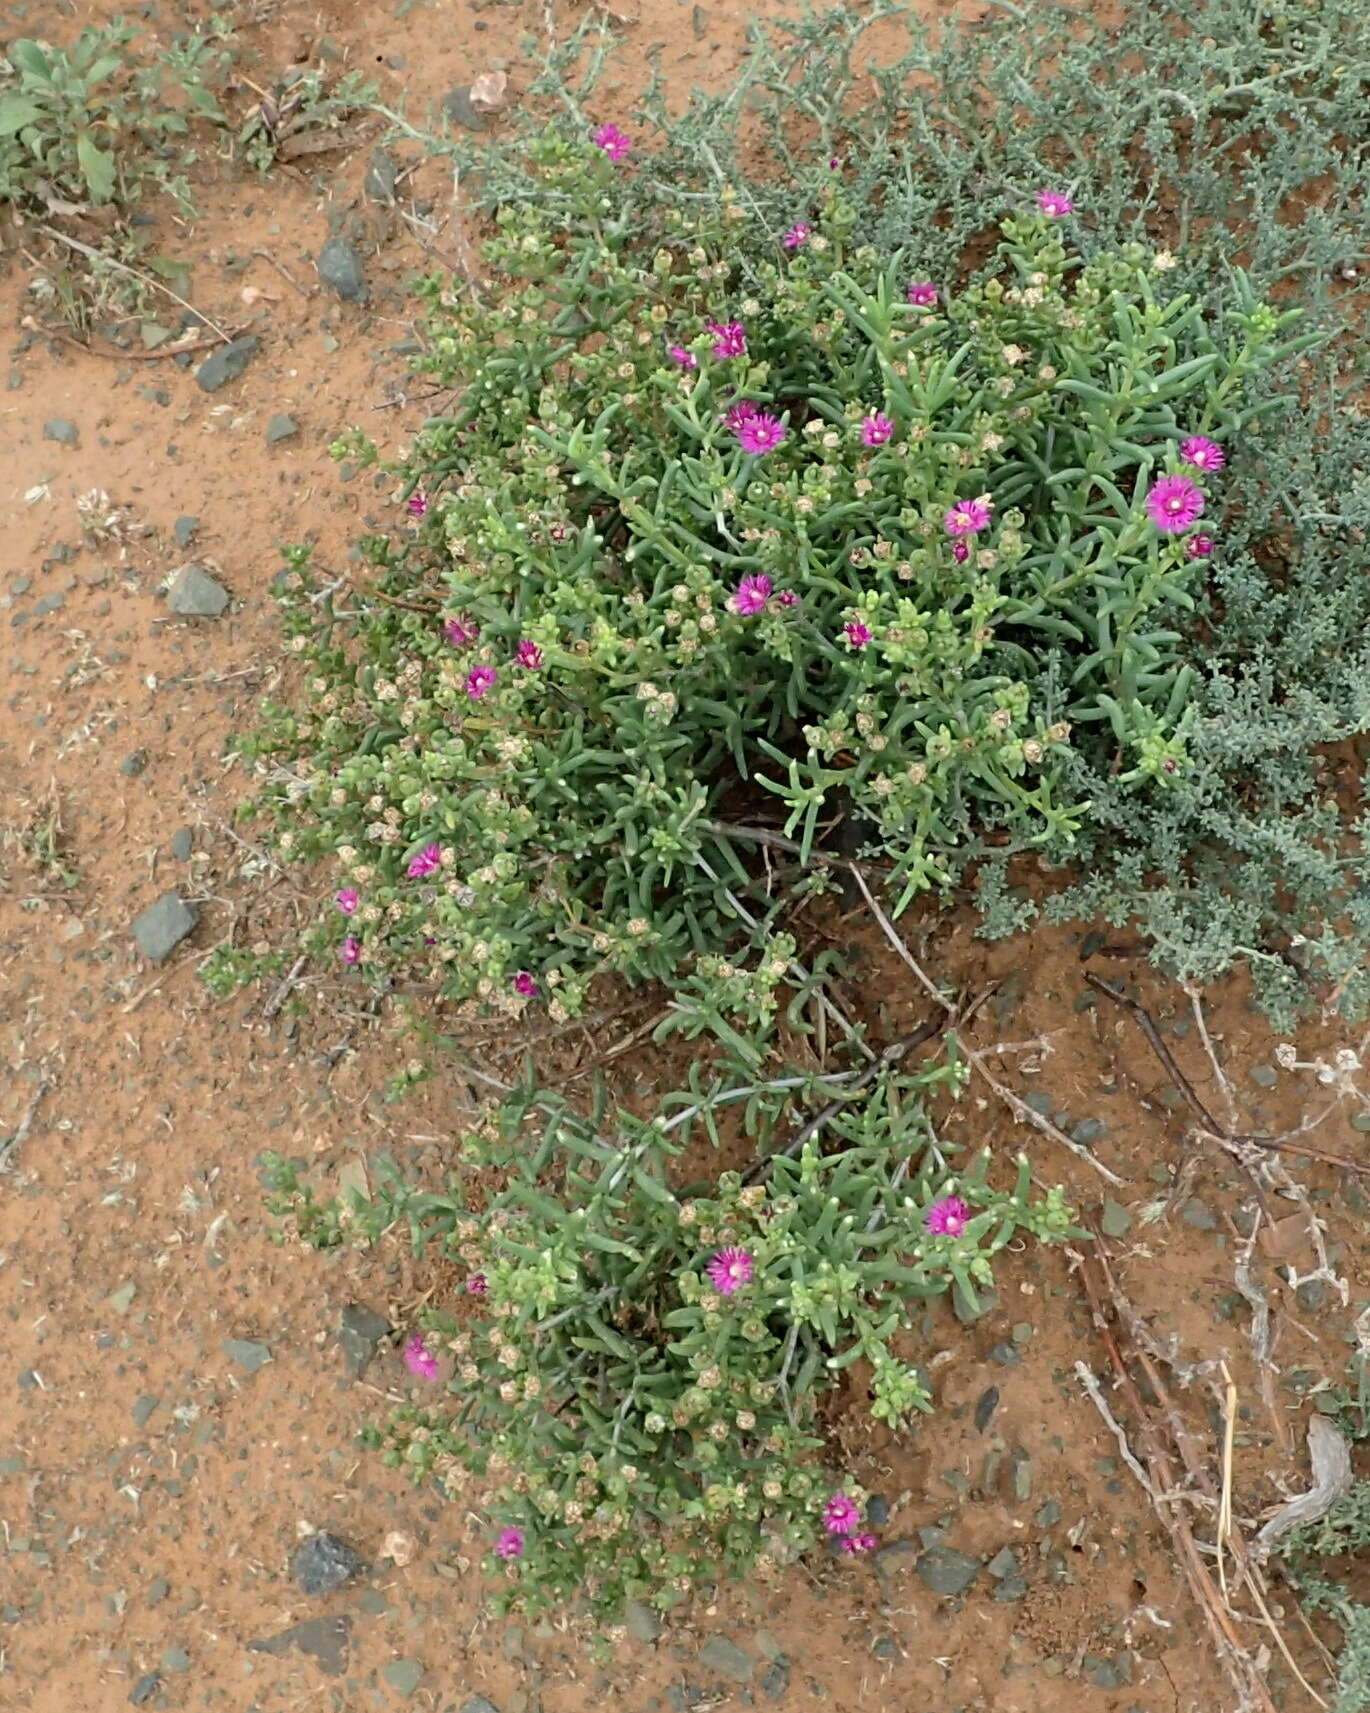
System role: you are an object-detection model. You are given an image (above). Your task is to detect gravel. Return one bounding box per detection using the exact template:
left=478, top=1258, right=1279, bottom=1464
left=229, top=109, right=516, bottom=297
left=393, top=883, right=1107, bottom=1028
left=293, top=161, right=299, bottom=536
left=132, top=892, right=197, bottom=963
left=441, top=86, right=488, bottom=131
left=623, top=1600, right=662, bottom=1644
left=195, top=336, right=259, bottom=391
left=44, top=418, right=79, bottom=445
left=166, top=562, right=230, bottom=618
left=222, top=1338, right=271, bottom=1374
left=173, top=516, right=200, bottom=548
left=338, top=1304, right=391, bottom=1378
left=698, top=1635, right=754, bottom=1683
left=382, top=1658, right=424, bottom=1697
left=915, top=1545, right=980, bottom=1596
left=365, top=149, right=398, bottom=201
left=317, top=237, right=366, bottom=302
left=129, top=1673, right=161, bottom=1705
left=265, top=413, right=299, bottom=445
left=291, top=1530, right=367, bottom=1595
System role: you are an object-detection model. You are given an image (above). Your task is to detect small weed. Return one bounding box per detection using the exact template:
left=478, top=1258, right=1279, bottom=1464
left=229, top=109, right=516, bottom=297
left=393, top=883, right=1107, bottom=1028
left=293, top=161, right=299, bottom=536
left=236, top=66, right=378, bottom=173
left=2, top=788, right=79, bottom=892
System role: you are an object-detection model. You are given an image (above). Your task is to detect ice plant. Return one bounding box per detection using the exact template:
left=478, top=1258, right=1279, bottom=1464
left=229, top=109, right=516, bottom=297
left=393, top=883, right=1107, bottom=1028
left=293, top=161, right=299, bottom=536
left=951, top=540, right=970, bottom=563
left=708, top=320, right=747, bottom=359
left=591, top=123, right=632, bottom=163
left=403, top=1334, right=440, bottom=1380
left=735, top=412, right=786, bottom=455
left=823, top=1493, right=860, bottom=1536
left=406, top=490, right=428, bottom=518
left=466, top=664, right=498, bottom=698
left=1186, top=532, right=1215, bottom=559
left=407, top=842, right=441, bottom=879
left=906, top=281, right=938, bottom=307
left=466, top=1273, right=488, bottom=1296
left=495, top=1526, right=525, bottom=1560
left=340, top=935, right=361, bottom=966
left=945, top=497, right=993, bottom=536
left=1145, top=474, right=1205, bottom=534
left=844, top=619, right=872, bottom=649
left=444, top=615, right=479, bottom=648
left=1179, top=434, right=1226, bottom=472
left=666, top=342, right=697, bottom=369
left=925, top=1195, right=969, bottom=1237
left=841, top=1533, right=878, bottom=1555
left=512, top=970, right=539, bottom=997
left=724, top=401, right=760, bottom=434
left=335, top=887, right=359, bottom=916
left=1035, top=189, right=1075, bottom=216
left=776, top=590, right=798, bottom=607
left=782, top=221, right=811, bottom=249
left=730, top=572, right=773, bottom=616
left=861, top=412, right=894, bottom=447
left=707, top=1247, right=754, bottom=1295
left=515, top=639, right=543, bottom=670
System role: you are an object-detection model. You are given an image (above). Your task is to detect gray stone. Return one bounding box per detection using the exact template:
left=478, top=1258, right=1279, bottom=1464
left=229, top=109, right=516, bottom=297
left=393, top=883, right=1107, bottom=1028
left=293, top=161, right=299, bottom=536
left=382, top=1657, right=424, bottom=1697
left=250, top=1616, right=351, bottom=1676
left=291, top=1531, right=366, bottom=1595
left=317, top=238, right=366, bottom=302
left=442, top=86, right=488, bottom=131
left=1250, top=1064, right=1278, bottom=1088
left=266, top=413, right=299, bottom=446
left=132, top=892, right=197, bottom=963
left=365, top=149, right=398, bottom=201
left=1035, top=1499, right=1063, bottom=1528
left=129, top=1674, right=160, bottom=1706
left=698, top=1635, right=754, bottom=1683
left=196, top=336, right=258, bottom=392
left=952, top=1283, right=998, bottom=1325
left=973, top=1386, right=1000, bottom=1433
left=985, top=1547, right=1018, bottom=1579
left=146, top=1577, right=170, bottom=1606
left=1072, top=1117, right=1107, bottom=1146
left=1352, top=1112, right=1370, bottom=1133
left=992, top=1573, right=1029, bottom=1602
left=120, top=749, right=149, bottom=777
left=32, top=592, right=65, bottom=616
left=760, top=1660, right=790, bottom=1701
left=866, top=1494, right=890, bottom=1526
left=459, top=1700, right=500, bottom=1713
left=989, top=1342, right=1021, bottom=1367
left=169, top=828, right=193, bottom=862
left=915, top=1546, right=980, bottom=1597
left=623, top=1600, right=662, bottom=1644
left=44, top=418, right=79, bottom=445
left=338, top=1304, right=390, bottom=1378
left=161, top=1647, right=190, bottom=1672
left=1181, top=1199, right=1217, bottom=1231
left=173, top=516, right=200, bottom=549
left=132, top=1395, right=160, bottom=1428
left=167, top=563, right=229, bottom=618
left=1100, top=1199, right=1131, bottom=1237
left=0, top=1457, right=25, bottom=1475
left=222, top=1337, right=271, bottom=1374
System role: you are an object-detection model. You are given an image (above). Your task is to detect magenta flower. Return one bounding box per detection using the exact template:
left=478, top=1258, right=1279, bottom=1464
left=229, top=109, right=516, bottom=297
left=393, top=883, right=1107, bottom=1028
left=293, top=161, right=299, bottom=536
left=407, top=842, right=441, bottom=880
left=951, top=540, right=970, bottom=564
left=776, top=590, right=798, bottom=607
left=340, top=935, right=361, bottom=966
left=515, top=639, right=543, bottom=670
left=925, top=1194, right=970, bottom=1237
left=724, top=401, right=760, bottom=434
left=467, top=1273, right=488, bottom=1296
left=841, top=1532, right=878, bottom=1555
left=736, top=412, right=787, bottom=455
left=1185, top=532, right=1215, bottom=560
left=512, top=971, right=539, bottom=997
left=466, top=664, right=498, bottom=698
left=844, top=619, right=873, bottom=650
left=708, top=321, right=747, bottom=359
left=1035, top=189, right=1076, bottom=216
left=667, top=342, right=698, bottom=369
left=1179, top=435, right=1226, bottom=472
left=335, top=887, right=359, bottom=917
left=782, top=222, right=811, bottom=250
left=495, top=1526, right=525, bottom=1560
left=406, top=490, right=428, bottom=518
left=730, top=572, right=773, bottom=616
left=403, top=1334, right=440, bottom=1380
left=1145, top=474, right=1205, bottom=534
left=823, top=1493, right=860, bottom=1536
left=945, top=498, right=993, bottom=537
left=861, top=412, right=894, bottom=447
left=906, top=281, right=939, bottom=307
left=707, top=1247, right=754, bottom=1295
left=592, top=123, right=632, bottom=162
left=444, top=615, right=479, bottom=648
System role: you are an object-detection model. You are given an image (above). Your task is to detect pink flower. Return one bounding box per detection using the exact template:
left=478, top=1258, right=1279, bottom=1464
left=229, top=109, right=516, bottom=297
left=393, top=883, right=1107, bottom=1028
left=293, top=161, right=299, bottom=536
left=592, top=123, right=632, bottom=162
left=466, top=664, right=498, bottom=698
left=736, top=412, right=787, bottom=455
left=861, top=412, right=894, bottom=447
left=724, top=401, right=760, bottom=434
left=1179, top=435, right=1225, bottom=472
left=823, top=1493, right=860, bottom=1536
left=1035, top=189, right=1075, bottom=216
left=776, top=590, right=798, bottom=607
left=708, top=321, right=747, bottom=359
left=925, top=1194, right=970, bottom=1237
left=906, top=281, right=938, bottom=307
left=1185, top=532, right=1215, bottom=560
left=730, top=573, right=773, bottom=616
left=667, top=342, right=698, bottom=369
left=782, top=222, right=811, bottom=250
left=945, top=498, right=993, bottom=536
left=951, top=541, right=970, bottom=563
left=844, top=619, right=872, bottom=649
left=444, top=615, right=479, bottom=648
left=1145, top=474, right=1205, bottom=533
left=512, top=971, right=539, bottom=997
left=841, top=1532, right=878, bottom=1555
left=406, top=490, right=428, bottom=518
left=707, top=1247, right=754, bottom=1295
left=403, top=1334, right=440, bottom=1380
left=495, top=1526, right=525, bottom=1560
left=515, top=639, right=543, bottom=670
left=407, top=842, right=441, bottom=879
left=335, top=887, right=359, bottom=916
left=340, top=935, right=361, bottom=966
left=467, top=1273, right=488, bottom=1296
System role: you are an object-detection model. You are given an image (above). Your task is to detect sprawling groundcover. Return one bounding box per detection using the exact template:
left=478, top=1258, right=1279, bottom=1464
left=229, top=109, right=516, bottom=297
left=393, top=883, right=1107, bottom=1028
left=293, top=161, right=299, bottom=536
left=246, top=0, right=1370, bottom=1632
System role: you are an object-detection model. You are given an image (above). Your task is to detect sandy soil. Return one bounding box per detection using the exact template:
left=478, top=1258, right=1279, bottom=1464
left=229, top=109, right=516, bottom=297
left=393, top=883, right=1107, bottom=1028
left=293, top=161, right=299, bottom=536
left=2, top=1, right=1367, bottom=1710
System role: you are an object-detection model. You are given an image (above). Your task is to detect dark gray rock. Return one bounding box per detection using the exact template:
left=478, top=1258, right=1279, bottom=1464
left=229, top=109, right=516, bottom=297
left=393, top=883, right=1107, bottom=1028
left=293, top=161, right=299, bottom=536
left=866, top=1493, right=890, bottom=1527
left=317, top=237, right=366, bottom=302
left=365, top=149, right=398, bottom=201
left=166, top=563, right=229, bottom=618
left=989, top=1341, right=1021, bottom=1367
left=338, top=1304, right=390, bottom=1378
left=1100, top=1199, right=1131, bottom=1238
left=129, top=1674, right=161, bottom=1706
left=974, top=1386, right=1000, bottom=1433
left=760, top=1660, right=790, bottom=1702
left=222, top=1338, right=271, bottom=1374
left=32, top=592, right=65, bottom=616
left=173, top=516, right=200, bottom=549
left=195, top=336, right=259, bottom=392
left=146, top=1577, right=170, bottom=1606
left=120, top=749, right=149, bottom=777
left=442, top=86, right=488, bottom=131
left=132, top=1395, right=160, bottom=1428
left=44, top=418, right=79, bottom=445
left=1072, top=1116, right=1107, bottom=1146
left=266, top=413, right=299, bottom=446
left=915, top=1545, right=980, bottom=1597
left=1181, top=1199, right=1217, bottom=1231
left=292, top=1531, right=367, bottom=1595
left=132, top=892, right=197, bottom=963
left=382, top=1657, right=424, bottom=1697
left=985, top=1547, right=1018, bottom=1579
left=623, top=1600, right=662, bottom=1644
left=699, top=1635, right=753, bottom=1683
left=169, top=828, right=193, bottom=862
left=250, top=1615, right=352, bottom=1676
left=992, top=1573, right=1029, bottom=1602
